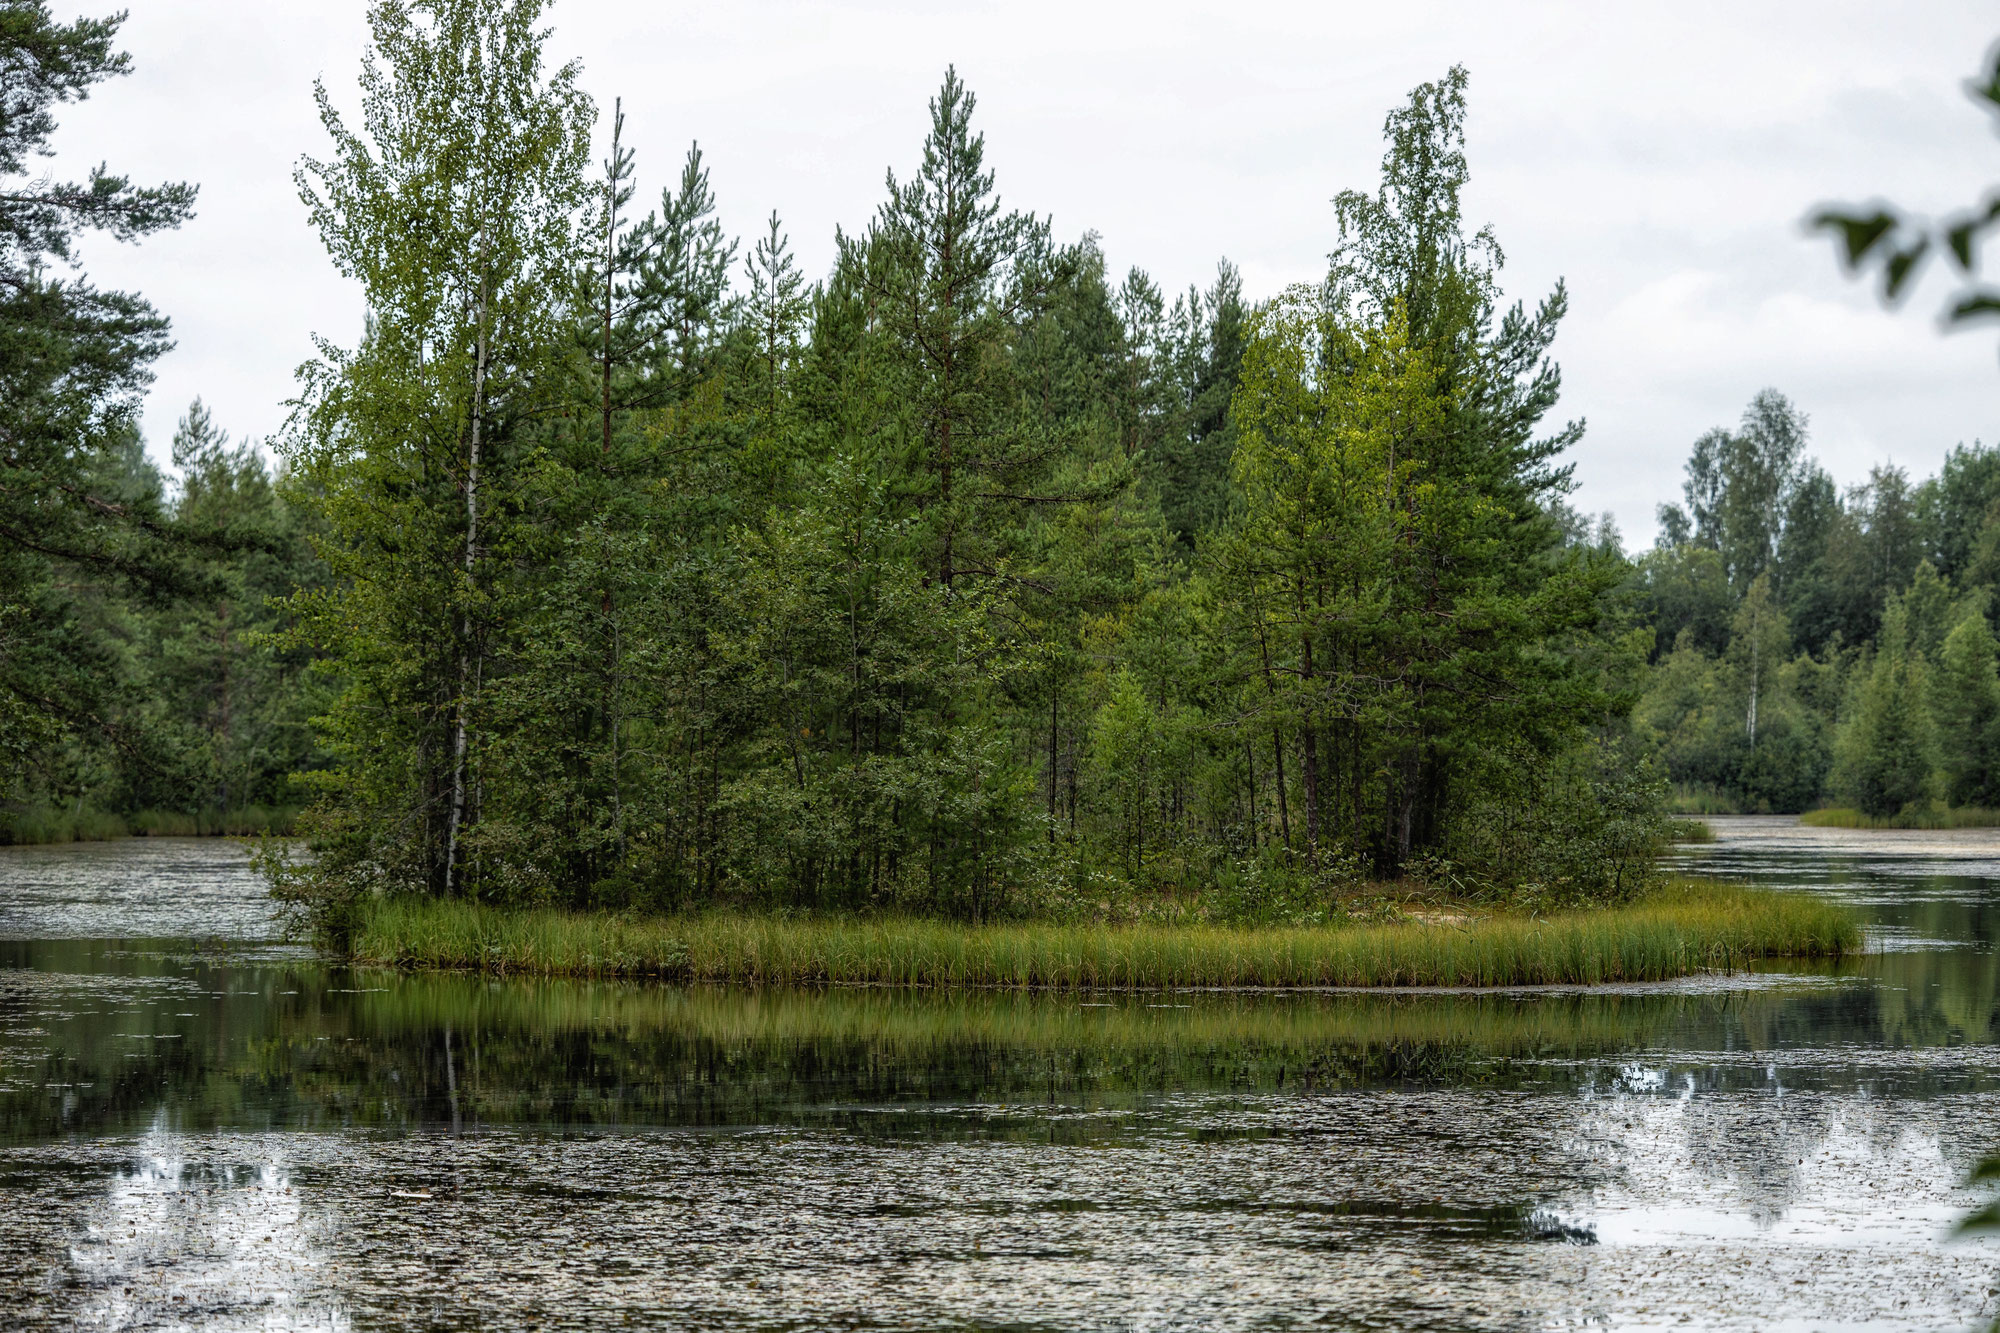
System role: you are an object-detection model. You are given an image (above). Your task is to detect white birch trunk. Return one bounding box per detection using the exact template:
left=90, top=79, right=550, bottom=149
left=445, top=267, right=488, bottom=897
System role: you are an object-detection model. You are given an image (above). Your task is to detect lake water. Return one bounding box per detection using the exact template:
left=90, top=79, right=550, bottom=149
left=1, top=818, right=1998, bottom=1330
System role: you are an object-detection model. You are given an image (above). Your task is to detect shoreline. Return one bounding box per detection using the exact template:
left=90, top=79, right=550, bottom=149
left=0, top=807, right=299, bottom=846
left=1801, top=806, right=2000, bottom=831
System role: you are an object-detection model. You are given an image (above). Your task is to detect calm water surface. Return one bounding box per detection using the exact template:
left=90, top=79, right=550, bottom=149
left=2, top=819, right=1999, bottom=1329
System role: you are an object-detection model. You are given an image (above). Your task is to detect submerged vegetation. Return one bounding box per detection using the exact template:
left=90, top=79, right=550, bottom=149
left=350, top=881, right=1857, bottom=988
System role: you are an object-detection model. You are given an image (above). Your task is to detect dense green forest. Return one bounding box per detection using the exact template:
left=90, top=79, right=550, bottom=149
left=5, top=0, right=1992, bottom=923
left=1636, top=392, right=2000, bottom=820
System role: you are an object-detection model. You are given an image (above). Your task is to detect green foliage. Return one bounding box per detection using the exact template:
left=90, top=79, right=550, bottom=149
left=1657, top=389, right=1808, bottom=595
left=1799, top=805, right=2000, bottom=830
left=0, top=803, right=298, bottom=844
left=1209, top=66, right=1623, bottom=882
left=39, top=8, right=2000, bottom=921
left=0, top=5, right=210, bottom=802
left=284, top=0, right=595, bottom=897
left=1446, top=738, right=1672, bottom=905
left=0, top=390, right=326, bottom=828
left=841, top=65, right=1058, bottom=594
left=1146, top=262, right=1246, bottom=552
left=43, top=6, right=2000, bottom=935
left=1831, top=597, right=1940, bottom=817
left=1632, top=375, right=2000, bottom=818
left=259, top=50, right=1673, bottom=921
left=1935, top=609, right=2000, bottom=805
left=1633, top=543, right=1733, bottom=658
left=3, top=21, right=1694, bottom=921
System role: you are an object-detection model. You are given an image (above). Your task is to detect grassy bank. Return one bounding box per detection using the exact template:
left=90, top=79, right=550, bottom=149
left=0, top=804, right=299, bottom=845
left=349, top=879, right=1859, bottom=989
left=1800, top=806, right=2000, bottom=831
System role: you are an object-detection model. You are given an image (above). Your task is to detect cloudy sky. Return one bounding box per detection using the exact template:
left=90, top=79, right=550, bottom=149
left=43, top=0, right=2000, bottom=546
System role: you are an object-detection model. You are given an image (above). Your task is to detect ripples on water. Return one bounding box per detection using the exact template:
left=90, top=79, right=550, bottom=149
left=0, top=819, right=1997, bottom=1329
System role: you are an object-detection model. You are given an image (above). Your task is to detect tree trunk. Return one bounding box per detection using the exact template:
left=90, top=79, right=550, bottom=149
left=1244, top=740, right=1259, bottom=851
left=1299, top=629, right=1320, bottom=864
left=1256, top=620, right=1291, bottom=848
left=1395, top=744, right=1418, bottom=868
left=1272, top=730, right=1290, bottom=848
left=1048, top=679, right=1058, bottom=840
left=1746, top=601, right=1761, bottom=749
left=445, top=268, right=488, bottom=899
left=216, top=600, right=230, bottom=813
left=609, top=600, right=623, bottom=856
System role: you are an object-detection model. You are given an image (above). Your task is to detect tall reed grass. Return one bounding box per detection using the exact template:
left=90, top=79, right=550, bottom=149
left=1800, top=806, right=2000, bottom=830
left=1668, top=784, right=1742, bottom=816
left=350, top=879, right=1859, bottom=990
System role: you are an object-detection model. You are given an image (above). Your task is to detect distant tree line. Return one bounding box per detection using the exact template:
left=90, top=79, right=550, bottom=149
left=1636, top=390, right=2000, bottom=817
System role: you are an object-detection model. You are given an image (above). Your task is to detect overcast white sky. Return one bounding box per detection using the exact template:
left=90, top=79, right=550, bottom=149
left=41, top=0, right=2000, bottom=546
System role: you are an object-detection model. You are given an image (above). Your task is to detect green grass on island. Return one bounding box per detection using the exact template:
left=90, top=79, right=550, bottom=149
left=349, top=879, right=1859, bottom=990
left=1800, top=807, right=2000, bottom=830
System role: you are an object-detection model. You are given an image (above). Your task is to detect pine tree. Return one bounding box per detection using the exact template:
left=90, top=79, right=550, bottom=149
left=625, top=142, right=737, bottom=398
left=1113, top=266, right=1166, bottom=462
left=1150, top=262, right=1246, bottom=553
left=739, top=210, right=810, bottom=504
left=153, top=401, right=326, bottom=816
left=1258, top=64, right=1620, bottom=875
left=0, top=4, right=196, bottom=785
left=845, top=66, right=1057, bottom=591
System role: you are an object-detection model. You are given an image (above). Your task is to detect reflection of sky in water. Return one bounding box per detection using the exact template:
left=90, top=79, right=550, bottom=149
left=67, top=1118, right=347, bottom=1331
left=0, top=837, right=292, bottom=944
left=0, top=824, right=1997, bottom=1329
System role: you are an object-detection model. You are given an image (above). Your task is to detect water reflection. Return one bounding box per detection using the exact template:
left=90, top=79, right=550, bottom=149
left=0, top=825, right=1996, bottom=1328
left=6, top=952, right=1998, bottom=1145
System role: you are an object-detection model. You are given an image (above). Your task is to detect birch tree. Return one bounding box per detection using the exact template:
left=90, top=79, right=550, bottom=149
left=287, top=0, right=591, bottom=897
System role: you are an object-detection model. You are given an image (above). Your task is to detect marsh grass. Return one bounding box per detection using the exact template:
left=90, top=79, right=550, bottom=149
left=0, top=804, right=298, bottom=845
left=351, top=879, right=1858, bottom=989
left=1668, top=784, right=1742, bottom=816
left=1800, top=806, right=2000, bottom=831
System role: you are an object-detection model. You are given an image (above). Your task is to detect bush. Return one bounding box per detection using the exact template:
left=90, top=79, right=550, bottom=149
left=1445, top=737, right=1673, bottom=905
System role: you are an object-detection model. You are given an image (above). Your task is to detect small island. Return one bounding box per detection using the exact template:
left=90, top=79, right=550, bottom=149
left=7, top=9, right=1886, bottom=989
